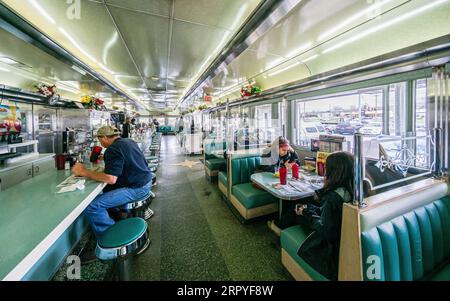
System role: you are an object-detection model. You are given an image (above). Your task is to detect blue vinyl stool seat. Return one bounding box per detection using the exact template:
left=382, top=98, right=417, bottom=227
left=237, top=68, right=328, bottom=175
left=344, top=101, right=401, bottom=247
left=96, top=217, right=150, bottom=280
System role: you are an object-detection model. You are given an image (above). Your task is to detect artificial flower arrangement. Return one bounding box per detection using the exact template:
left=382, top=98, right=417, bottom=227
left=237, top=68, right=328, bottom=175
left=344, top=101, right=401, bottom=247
left=35, top=83, right=58, bottom=98
left=240, top=79, right=262, bottom=98
left=197, top=104, right=208, bottom=111
left=81, top=95, right=105, bottom=111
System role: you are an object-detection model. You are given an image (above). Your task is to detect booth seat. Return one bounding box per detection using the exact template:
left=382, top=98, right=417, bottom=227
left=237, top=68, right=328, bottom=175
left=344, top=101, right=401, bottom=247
left=159, top=125, right=176, bottom=135
left=218, top=171, right=228, bottom=197
left=361, top=195, right=450, bottom=281
left=281, top=178, right=450, bottom=281
left=280, top=226, right=329, bottom=281
left=204, top=142, right=226, bottom=181
left=229, top=156, right=278, bottom=221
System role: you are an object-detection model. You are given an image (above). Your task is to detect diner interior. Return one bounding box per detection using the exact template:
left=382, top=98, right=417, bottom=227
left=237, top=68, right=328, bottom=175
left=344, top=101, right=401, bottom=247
left=0, top=0, right=449, bottom=282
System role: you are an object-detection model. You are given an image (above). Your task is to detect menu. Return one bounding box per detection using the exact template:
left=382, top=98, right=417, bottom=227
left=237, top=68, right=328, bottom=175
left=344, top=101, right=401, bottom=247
left=0, top=104, right=22, bottom=134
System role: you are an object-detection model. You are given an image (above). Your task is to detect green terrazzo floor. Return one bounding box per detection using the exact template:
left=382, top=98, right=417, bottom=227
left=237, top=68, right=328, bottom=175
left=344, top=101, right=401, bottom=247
left=53, top=135, right=292, bottom=281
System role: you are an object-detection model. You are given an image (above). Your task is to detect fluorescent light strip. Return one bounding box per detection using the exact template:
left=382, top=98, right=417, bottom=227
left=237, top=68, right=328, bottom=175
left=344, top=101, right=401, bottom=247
left=99, top=63, right=115, bottom=75
left=266, top=57, right=285, bottom=70
left=268, top=62, right=300, bottom=77
left=302, top=54, right=319, bottom=63
left=318, top=0, right=395, bottom=41
left=0, top=66, right=9, bottom=72
left=323, top=0, right=449, bottom=54
left=286, top=42, right=313, bottom=59
left=58, top=85, right=79, bottom=94
left=102, top=32, right=118, bottom=65
left=58, top=27, right=98, bottom=63
left=29, top=0, right=56, bottom=24
left=0, top=57, right=20, bottom=65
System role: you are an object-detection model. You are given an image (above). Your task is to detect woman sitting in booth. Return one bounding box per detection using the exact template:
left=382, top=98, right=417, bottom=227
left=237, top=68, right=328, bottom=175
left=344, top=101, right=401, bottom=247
left=260, top=136, right=300, bottom=172
left=294, top=151, right=354, bottom=281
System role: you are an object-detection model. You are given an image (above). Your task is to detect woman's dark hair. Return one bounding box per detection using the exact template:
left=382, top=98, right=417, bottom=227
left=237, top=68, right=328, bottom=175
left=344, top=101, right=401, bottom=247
left=279, top=136, right=289, bottom=146
left=324, top=151, right=355, bottom=200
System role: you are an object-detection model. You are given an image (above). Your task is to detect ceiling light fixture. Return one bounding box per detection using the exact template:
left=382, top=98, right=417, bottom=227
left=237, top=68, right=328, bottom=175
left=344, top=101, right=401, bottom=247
left=99, top=63, right=115, bottom=75
left=58, top=27, right=98, bottom=63
left=322, top=0, right=449, bottom=54
left=268, top=62, right=300, bottom=77
left=285, top=42, right=313, bottom=59
left=71, top=65, right=87, bottom=76
left=302, top=54, right=319, bottom=63
left=0, top=57, right=22, bottom=65
left=58, top=85, right=80, bottom=94
left=318, top=0, right=395, bottom=41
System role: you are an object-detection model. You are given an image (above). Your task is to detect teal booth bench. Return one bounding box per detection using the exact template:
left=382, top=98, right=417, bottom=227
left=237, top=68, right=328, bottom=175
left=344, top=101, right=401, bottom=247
left=228, top=156, right=278, bottom=222
left=203, top=141, right=226, bottom=182
left=280, top=179, right=450, bottom=281
left=159, top=125, right=176, bottom=135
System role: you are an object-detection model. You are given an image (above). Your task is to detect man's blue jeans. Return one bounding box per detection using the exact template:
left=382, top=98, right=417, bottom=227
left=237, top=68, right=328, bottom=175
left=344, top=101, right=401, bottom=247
left=85, top=182, right=151, bottom=239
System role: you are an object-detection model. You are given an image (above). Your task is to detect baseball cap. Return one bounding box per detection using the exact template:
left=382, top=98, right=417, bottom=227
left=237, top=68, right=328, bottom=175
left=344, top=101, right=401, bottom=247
left=96, top=125, right=121, bottom=137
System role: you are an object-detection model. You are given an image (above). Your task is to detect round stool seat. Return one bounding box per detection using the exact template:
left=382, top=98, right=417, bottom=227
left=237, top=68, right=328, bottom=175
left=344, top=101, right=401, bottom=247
left=96, top=218, right=149, bottom=260
left=121, top=192, right=152, bottom=210
left=148, top=163, right=158, bottom=172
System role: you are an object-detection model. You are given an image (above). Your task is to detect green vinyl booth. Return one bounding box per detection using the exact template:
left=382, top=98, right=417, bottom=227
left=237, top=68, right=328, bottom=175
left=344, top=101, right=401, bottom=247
left=228, top=156, right=278, bottom=221
left=204, top=141, right=226, bottom=182
left=218, top=171, right=228, bottom=197
left=361, top=195, right=450, bottom=281
left=280, top=179, right=450, bottom=281
left=159, top=125, right=176, bottom=135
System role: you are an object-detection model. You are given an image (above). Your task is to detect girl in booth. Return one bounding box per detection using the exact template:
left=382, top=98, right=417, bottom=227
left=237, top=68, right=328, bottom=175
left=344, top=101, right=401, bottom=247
left=260, top=136, right=300, bottom=173
left=294, top=151, right=354, bottom=281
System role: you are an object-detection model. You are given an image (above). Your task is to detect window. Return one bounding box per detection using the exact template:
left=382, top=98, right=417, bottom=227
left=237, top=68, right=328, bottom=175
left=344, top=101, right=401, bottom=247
left=255, top=104, right=274, bottom=144
left=167, top=117, right=176, bottom=127
left=295, top=88, right=387, bottom=151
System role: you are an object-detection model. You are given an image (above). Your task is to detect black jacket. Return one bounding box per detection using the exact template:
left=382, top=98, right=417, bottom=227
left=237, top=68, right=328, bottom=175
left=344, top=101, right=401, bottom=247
left=121, top=123, right=130, bottom=138
left=260, top=150, right=300, bottom=172
left=297, top=188, right=350, bottom=280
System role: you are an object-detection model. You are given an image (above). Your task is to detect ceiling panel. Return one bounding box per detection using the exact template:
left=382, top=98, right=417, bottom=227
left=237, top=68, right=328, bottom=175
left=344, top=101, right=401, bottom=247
left=0, top=26, right=113, bottom=100
left=108, top=5, right=170, bottom=80
left=169, top=20, right=230, bottom=79
left=105, top=0, right=171, bottom=17
left=174, top=0, right=261, bottom=30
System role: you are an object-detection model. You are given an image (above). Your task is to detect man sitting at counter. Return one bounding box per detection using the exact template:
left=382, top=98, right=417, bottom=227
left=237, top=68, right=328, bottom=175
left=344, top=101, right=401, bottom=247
left=72, top=125, right=152, bottom=262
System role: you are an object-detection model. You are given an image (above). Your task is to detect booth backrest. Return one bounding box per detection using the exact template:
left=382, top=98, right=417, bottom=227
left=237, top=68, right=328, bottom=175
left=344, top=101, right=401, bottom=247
left=361, top=196, right=450, bottom=281
left=204, top=142, right=226, bottom=160
left=231, top=156, right=261, bottom=186
left=360, top=182, right=449, bottom=231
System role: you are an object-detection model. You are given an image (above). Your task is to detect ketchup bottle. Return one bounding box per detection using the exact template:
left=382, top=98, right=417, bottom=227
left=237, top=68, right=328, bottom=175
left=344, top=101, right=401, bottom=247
left=292, top=163, right=299, bottom=180
left=280, top=165, right=287, bottom=185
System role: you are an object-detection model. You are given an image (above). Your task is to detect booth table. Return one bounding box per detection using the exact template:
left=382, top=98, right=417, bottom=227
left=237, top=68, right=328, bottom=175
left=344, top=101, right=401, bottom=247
left=250, top=172, right=324, bottom=220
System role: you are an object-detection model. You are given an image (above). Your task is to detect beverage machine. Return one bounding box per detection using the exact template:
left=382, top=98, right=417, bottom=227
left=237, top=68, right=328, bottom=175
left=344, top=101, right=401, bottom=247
left=61, top=109, right=110, bottom=163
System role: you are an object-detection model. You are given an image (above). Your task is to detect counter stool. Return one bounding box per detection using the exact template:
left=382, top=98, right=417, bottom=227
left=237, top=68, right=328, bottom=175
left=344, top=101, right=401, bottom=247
left=96, top=217, right=149, bottom=281
left=109, top=191, right=155, bottom=221
left=148, top=163, right=158, bottom=172
left=145, top=155, right=159, bottom=164
left=151, top=172, right=157, bottom=187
